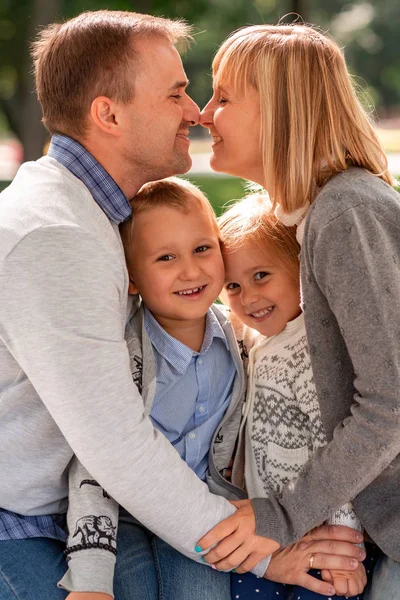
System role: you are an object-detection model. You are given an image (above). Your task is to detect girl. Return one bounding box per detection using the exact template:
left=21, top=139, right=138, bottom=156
left=198, top=23, right=400, bottom=599
left=218, top=192, right=372, bottom=600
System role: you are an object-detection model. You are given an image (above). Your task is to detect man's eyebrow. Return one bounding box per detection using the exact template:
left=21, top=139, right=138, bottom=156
left=168, top=80, right=189, bottom=92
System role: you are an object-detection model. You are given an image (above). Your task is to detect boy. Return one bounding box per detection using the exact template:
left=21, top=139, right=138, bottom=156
left=59, top=178, right=267, bottom=599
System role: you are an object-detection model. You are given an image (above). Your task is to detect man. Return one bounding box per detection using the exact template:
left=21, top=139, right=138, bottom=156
left=0, top=10, right=364, bottom=600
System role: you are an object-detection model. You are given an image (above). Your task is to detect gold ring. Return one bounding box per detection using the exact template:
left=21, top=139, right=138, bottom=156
left=308, top=553, right=316, bottom=569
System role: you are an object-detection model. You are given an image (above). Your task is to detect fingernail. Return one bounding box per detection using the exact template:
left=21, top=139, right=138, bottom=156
left=328, top=586, right=335, bottom=595
left=359, top=549, right=366, bottom=560
left=350, top=559, right=358, bottom=568
left=231, top=569, right=236, bottom=573
left=356, top=533, right=363, bottom=541
left=211, top=564, right=216, bottom=570
left=201, top=556, right=206, bottom=563
left=195, top=545, right=202, bottom=552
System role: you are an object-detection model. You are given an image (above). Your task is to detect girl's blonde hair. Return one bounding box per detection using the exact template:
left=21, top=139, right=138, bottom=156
left=213, top=23, right=392, bottom=213
left=217, top=193, right=300, bottom=281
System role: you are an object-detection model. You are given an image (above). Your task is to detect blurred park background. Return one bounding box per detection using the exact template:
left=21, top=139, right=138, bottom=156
left=0, top=0, right=399, bottom=211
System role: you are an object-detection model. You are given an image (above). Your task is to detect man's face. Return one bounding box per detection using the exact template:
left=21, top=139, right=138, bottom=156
left=118, top=37, right=200, bottom=182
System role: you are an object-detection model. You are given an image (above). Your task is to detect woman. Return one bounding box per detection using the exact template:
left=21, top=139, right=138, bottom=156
left=198, top=23, right=400, bottom=600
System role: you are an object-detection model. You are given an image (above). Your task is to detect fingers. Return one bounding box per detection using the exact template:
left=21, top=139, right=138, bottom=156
left=197, top=514, right=238, bottom=554
left=310, top=552, right=360, bottom=572
left=293, top=572, right=336, bottom=596
left=308, top=524, right=363, bottom=544
left=299, top=539, right=365, bottom=562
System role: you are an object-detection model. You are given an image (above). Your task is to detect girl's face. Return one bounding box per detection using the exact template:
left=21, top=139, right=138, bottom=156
left=220, top=240, right=301, bottom=338
left=200, top=83, right=264, bottom=186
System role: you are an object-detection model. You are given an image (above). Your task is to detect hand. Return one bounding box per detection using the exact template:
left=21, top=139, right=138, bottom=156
left=264, top=525, right=365, bottom=597
left=66, top=594, right=113, bottom=600
left=197, top=499, right=280, bottom=572
left=322, top=563, right=367, bottom=597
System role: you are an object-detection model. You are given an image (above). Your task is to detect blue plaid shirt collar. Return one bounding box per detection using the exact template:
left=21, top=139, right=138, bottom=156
left=144, top=306, right=229, bottom=375
left=47, top=134, right=132, bottom=224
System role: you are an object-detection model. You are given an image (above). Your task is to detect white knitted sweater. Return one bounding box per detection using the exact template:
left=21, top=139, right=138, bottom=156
left=242, top=313, right=361, bottom=531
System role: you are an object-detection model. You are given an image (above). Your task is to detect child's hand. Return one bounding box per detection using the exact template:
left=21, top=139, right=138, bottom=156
left=66, top=593, right=113, bottom=600
left=322, top=562, right=367, bottom=597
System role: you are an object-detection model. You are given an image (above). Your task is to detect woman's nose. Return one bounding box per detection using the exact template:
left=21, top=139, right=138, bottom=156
left=199, top=99, right=214, bottom=129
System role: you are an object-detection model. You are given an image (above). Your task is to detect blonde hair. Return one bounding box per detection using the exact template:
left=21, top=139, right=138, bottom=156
left=120, top=177, right=218, bottom=267
left=213, top=23, right=392, bottom=213
left=31, top=11, right=192, bottom=138
left=217, top=193, right=300, bottom=281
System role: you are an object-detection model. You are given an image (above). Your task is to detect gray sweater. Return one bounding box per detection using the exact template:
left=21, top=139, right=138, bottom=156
left=253, top=168, right=400, bottom=561
left=0, top=158, right=237, bottom=558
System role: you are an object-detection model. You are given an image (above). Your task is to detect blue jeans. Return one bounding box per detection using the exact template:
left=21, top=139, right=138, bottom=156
left=364, top=555, right=400, bottom=600
left=0, top=520, right=230, bottom=600
left=115, top=520, right=230, bottom=599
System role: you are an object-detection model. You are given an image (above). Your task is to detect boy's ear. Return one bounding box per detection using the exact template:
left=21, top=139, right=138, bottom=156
left=128, top=276, right=139, bottom=296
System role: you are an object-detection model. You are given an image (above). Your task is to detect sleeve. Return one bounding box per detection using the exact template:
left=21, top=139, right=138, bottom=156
left=58, top=457, right=119, bottom=596
left=0, top=226, right=236, bottom=565
left=252, top=206, right=400, bottom=545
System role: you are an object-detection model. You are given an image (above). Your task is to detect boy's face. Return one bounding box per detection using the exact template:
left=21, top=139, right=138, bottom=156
left=127, top=202, right=224, bottom=329
left=220, top=240, right=301, bottom=337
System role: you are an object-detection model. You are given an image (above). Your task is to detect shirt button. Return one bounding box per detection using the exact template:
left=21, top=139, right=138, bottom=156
left=198, top=358, right=203, bottom=365
left=188, top=432, right=196, bottom=440
left=199, top=405, right=205, bottom=413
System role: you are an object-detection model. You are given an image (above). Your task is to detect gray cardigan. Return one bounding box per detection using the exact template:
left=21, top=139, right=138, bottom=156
left=59, top=304, right=269, bottom=596
left=253, top=167, right=400, bottom=562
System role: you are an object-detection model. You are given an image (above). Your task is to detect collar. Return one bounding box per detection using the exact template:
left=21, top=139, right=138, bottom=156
left=47, top=134, right=131, bottom=224
left=143, top=305, right=229, bottom=374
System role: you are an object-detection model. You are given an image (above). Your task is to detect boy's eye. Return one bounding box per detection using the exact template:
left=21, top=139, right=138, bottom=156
left=194, top=245, right=209, bottom=254
left=226, top=282, right=240, bottom=291
left=255, top=271, right=269, bottom=280
left=157, top=254, right=174, bottom=262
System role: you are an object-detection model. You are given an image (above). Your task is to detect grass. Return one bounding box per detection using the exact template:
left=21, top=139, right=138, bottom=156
left=182, top=174, right=249, bottom=216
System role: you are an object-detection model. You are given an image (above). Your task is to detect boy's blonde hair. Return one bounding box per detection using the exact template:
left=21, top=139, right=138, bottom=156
left=218, top=193, right=300, bottom=281
left=213, top=23, right=392, bottom=213
left=120, top=177, right=218, bottom=267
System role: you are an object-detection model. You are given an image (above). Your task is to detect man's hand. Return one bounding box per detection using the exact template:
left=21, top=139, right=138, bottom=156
left=322, top=563, right=367, bottom=597
left=197, top=499, right=280, bottom=572
left=264, top=525, right=365, bottom=597
left=66, top=594, right=113, bottom=600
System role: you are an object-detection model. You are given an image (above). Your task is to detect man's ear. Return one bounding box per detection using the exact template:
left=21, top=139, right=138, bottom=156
left=90, top=96, right=122, bottom=137
left=128, top=276, right=139, bottom=296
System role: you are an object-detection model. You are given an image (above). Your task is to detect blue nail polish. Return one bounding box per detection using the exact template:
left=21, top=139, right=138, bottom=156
left=195, top=545, right=202, bottom=553
left=201, top=556, right=206, bottom=563
left=231, top=569, right=236, bottom=573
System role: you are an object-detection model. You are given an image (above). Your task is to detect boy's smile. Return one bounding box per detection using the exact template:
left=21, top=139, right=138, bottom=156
left=127, top=199, right=224, bottom=335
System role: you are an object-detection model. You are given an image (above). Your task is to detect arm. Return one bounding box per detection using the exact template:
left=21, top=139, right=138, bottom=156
left=0, top=226, right=235, bottom=562
left=58, top=458, right=119, bottom=597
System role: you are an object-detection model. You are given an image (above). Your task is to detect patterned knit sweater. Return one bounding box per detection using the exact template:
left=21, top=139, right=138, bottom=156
left=242, top=313, right=361, bottom=531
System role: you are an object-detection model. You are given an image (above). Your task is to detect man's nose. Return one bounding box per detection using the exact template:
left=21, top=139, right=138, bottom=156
left=183, top=94, right=200, bottom=126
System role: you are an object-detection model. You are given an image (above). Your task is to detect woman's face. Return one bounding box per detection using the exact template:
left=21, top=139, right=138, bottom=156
left=200, top=83, right=264, bottom=185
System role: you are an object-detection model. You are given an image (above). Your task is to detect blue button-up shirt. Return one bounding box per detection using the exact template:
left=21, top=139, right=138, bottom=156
left=0, top=134, right=132, bottom=542
left=145, top=307, right=236, bottom=481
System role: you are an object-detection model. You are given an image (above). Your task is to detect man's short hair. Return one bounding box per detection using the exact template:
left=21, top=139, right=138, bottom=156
left=31, top=10, right=193, bottom=139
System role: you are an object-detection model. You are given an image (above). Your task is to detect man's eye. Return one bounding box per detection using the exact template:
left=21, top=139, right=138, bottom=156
left=255, top=271, right=268, bottom=280
left=158, top=254, right=174, bottom=262
left=171, top=94, right=182, bottom=100
left=194, top=245, right=209, bottom=253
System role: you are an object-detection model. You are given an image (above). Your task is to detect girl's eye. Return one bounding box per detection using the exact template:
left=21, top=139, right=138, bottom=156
left=158, top=254, right=174, bottom=262
left=194, top=245, right=209, bottom=253
left=226, top=282, right=240, bottom=291
left=255, top=271, right=269, bottom=280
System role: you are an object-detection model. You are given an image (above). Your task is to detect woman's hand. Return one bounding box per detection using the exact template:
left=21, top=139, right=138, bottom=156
left=264, top=525, right=365, bottom=596
left=66, top=593, right=113, bottom=600
left=197, top=499, right=280, bottom=571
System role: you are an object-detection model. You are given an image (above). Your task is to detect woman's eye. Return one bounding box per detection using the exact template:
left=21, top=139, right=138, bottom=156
left=255, top=271, right=268, bottom=280
left=158, top=254, right=174, bottom=262
left=217, top=97, right=227, bottom=105
left=194, top=245, right=209, bottom=253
